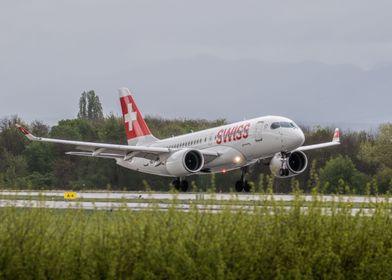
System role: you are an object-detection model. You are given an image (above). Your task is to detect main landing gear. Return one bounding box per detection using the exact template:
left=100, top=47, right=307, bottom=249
left=235, top=167, right=251, bottom=192
left=172, top=178, right=189, bottom=192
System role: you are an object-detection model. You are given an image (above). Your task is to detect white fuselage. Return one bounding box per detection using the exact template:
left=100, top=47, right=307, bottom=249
left=116, top=116, right=305, bottom=177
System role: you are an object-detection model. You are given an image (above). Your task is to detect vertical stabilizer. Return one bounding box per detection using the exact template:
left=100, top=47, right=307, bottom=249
left=119, top=88, right=158, bottom=146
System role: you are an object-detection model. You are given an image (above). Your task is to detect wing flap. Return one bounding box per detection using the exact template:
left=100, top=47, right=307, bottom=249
left=66, top=152, right=124, bottom=159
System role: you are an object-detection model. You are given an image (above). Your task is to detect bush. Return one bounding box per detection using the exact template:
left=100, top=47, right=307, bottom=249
left=320, top=156, right=369, bottom=194
left=1, top=198, right=392, bottom=279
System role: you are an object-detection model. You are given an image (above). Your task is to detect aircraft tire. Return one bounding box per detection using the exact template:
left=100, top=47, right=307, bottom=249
left=243, top=181, right=251, bottom=192
left=235, top=180, right=244, bottom=192
left=172, top=179, right=181, bottom=191
left=180, top=180, right=189, bottom=192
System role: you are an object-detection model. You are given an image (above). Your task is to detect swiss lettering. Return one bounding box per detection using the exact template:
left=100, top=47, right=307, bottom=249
left=215, top=123, right=251, bottom=144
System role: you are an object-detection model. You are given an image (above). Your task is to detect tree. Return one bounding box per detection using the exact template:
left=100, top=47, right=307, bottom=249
left=0, top=116, right=28, bottom=156
left=319, top=155, right=369, bottom=194
left=24, top=142, right=54, bottom=174
left=360, top=124, right=392, bottom=169
left=30, top=121, right=50, bottom=137
left=78, top=90, right=103, bottom=120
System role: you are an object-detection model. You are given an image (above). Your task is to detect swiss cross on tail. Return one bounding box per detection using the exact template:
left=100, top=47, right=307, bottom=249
left=124, top=104, right=137, bottom=131
left=119, top=88, right=152, bottom=143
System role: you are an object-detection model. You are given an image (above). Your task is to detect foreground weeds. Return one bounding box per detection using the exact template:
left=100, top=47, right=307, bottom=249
left=1, top=197, right=392, bottom=279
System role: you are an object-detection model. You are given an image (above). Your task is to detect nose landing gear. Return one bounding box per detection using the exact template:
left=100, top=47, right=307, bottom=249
left=279, top=152, right=290, bottom=177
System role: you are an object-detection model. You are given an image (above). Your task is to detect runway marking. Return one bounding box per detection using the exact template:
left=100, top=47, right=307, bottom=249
left=0, top=199, right=389, bottom=217
left=1, top=191, right=392, bottom=204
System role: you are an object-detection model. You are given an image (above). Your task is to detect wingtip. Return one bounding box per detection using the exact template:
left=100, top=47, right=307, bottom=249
left=333, top=128, right=340, bottom=142
left=16, top=124, right=36, bottom=141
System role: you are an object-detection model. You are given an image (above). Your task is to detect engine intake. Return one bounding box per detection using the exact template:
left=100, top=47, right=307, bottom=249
left=166, top=149, right=204, bottom=177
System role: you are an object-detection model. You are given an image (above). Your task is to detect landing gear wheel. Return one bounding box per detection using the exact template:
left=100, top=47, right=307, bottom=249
left=279, top=168, right=290, bottom=177
left=243, top=181, right=251, bottom=192
left=279, top=152, right=291, bottom=177
left=235, top=167, right=251, bottom=192
left=235, top=180, right=244, bottom=192
left=172, top=179, right=181, bottom=191
left=180, top=180, right=189, bottom=192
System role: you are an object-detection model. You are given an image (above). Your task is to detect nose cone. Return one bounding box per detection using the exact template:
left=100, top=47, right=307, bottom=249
left=282, top=128, right=305, bottom=151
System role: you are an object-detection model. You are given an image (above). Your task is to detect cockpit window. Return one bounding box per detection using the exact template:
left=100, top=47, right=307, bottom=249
left=280, top=122, right=295, bottom=128
left=271, top=122, right=280, bottom=129
left=271, top=122, right=296, bottom=129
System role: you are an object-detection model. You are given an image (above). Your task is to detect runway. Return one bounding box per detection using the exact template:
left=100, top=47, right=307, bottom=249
left=0, top=190, right=391, bottom=203
left=0, top=191, right=391, bottom=216
left=0, top=199, right=383, bottom=216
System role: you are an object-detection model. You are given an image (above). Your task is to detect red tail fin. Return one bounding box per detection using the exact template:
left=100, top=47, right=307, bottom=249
left=119, top=88, right=156, bottom=145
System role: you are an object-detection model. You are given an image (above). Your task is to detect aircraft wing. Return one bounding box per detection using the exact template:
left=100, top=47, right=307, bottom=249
left=296, top=128, right=340, bottom=152
left=16, top=125, right=219, bottom=161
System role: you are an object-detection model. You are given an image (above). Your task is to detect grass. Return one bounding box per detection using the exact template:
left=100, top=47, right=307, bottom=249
left=1, top=197, right=392, bottom=279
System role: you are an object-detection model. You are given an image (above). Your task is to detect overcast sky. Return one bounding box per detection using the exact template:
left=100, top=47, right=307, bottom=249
left=1, top=0, right=391, bottom=129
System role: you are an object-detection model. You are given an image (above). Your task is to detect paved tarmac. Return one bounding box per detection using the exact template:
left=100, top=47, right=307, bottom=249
left=0, top=190, right=391, bottom=203
left=0, top=191, right=390, bottom=216
left=0, top=199, right=381, bottom=216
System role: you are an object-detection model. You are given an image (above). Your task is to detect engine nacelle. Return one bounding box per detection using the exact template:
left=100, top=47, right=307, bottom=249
left=269, top=151, right=308, bottom=178
left=166, top=149, right=205, bottom=177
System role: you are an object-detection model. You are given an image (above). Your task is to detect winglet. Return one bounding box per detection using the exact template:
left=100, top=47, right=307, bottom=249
left=16, top=124, right=37, bottom=141
left=333, top=128, right=340, bottom=143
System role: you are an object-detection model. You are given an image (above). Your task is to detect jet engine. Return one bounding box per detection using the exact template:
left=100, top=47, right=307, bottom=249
left=269, top=151, right=308, bottom=178
left=166, top=149, right=204, bottom=177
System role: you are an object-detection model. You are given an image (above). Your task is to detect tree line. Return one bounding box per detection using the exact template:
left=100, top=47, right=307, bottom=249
left=0, top=91, right=391, bottom=194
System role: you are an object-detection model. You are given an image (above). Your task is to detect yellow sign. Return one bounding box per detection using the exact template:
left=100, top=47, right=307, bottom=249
left=64, top=192, right=77, bottom=200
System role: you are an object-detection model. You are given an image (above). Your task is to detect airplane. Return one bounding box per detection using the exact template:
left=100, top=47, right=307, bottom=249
left=17, top=88, right=340, bottom=192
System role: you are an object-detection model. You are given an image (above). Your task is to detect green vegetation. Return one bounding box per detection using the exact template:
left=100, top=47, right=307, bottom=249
left=1, top=91, right=392, bottom=193
left=1, top=197, right=392, bottom=279
left=77, top=90, right=104, bottom=121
